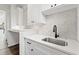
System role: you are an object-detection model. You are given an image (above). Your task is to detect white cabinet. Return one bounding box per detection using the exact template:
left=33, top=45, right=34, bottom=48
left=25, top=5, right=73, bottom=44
left=41, top=4, right=62, bottom=11
left=41, top=4, right=51, bottom=11
left=7, top=31, right=19, bottom=47
left=25, top=38, right=46, bottom=55
left=41, top=4, right=62, bottom=12
left=25, top=38, right=68, bottom=55
left=7, top=5, right=27, bottom=47
left=26, top=4, right=62, bottom=26
left=27, top=4, right=47, bottom=26
left=10, top=4, right=27, bottom=29
left=25, top=45, right=46, bottom=55
left=27, top=4, right=41, bottom=25
left=42, top=4, right=78, bottom=16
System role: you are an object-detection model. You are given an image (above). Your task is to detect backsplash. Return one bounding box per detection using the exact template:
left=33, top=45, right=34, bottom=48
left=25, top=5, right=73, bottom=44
left=38, top=8, right=77, bottom=40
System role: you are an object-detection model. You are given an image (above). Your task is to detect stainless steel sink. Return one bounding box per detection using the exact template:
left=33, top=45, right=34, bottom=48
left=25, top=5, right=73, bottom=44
left=42, top=38, right=68, bottom=46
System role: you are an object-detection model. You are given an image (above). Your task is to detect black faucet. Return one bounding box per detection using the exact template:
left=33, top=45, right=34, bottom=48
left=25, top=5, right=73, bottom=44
left=53, top=25, right=59, bottom=38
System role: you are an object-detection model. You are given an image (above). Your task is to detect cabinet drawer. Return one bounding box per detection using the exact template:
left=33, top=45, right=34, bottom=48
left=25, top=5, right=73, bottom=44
left=25, top=46, right=46, bottom=55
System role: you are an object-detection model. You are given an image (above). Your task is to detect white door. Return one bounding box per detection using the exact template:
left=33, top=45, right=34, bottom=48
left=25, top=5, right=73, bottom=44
left=0, top=10, right=7, bottom=49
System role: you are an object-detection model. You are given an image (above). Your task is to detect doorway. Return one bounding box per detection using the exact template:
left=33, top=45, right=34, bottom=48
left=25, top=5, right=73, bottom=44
left=0, top=10, right=7, bottom=49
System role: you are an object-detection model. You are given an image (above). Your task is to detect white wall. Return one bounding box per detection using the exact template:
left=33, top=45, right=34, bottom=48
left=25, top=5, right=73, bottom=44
left=38, top=8, right=77, bottom=40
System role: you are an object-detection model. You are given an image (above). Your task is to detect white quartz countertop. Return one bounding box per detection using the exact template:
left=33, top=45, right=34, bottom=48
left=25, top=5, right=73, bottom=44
left=22, top=32, right=79, bottom=55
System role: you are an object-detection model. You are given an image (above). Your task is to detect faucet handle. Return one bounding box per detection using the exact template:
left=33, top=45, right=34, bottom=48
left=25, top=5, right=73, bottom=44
left=55, top=33, right=59, bottom=38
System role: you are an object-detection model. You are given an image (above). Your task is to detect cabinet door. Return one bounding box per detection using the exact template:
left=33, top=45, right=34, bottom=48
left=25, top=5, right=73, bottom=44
left=27, top=5, right=41, bottom=25
left=41, top=4, right=62, bottom=11
left=26, top=46, right=46, bottom=55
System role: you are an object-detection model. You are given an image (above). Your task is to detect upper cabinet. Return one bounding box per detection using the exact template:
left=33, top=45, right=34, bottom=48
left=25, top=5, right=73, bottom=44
left=41, top=4, right=62, bottom=11
left=40, top=4, right=51, bottom=11
left=42, top=4, right=78, bottom=16
left=27, top=4, right=46, bottom=26
left=10, top=4, right=27, bottom=29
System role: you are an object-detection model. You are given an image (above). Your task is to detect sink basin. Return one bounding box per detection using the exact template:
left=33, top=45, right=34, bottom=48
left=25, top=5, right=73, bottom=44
left=42, top=38, right=68, bottom=46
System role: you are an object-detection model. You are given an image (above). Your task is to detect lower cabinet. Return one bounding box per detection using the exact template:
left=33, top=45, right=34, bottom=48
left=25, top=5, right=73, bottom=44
left=25, top=38, right=68, bottom=55
left=25, top=46, right=46, bottom=55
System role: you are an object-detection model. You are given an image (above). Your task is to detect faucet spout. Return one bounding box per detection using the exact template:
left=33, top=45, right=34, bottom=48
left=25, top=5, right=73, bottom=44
left=53, top=25, right=57, bottom=34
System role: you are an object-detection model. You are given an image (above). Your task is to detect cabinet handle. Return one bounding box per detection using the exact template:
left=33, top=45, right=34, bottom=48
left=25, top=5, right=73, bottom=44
left=31, top=49, right=34, bottom=51
left=27, top=42, right=31, bottom=44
